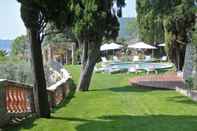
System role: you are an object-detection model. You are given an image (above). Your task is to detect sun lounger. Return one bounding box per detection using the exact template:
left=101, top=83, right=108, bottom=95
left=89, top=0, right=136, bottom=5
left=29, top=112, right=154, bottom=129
left=101, top=57, right=108, bottom=63
left=94, top=67, right=105, bottom=73
left=133, top=56, right=139, bottom=62
left=144, top=64, right=158, bottom=74
left=113, top=56, right=120, bottom=62
left=161, top=56, right=167, bottom=62
left=128, top=64, right=141, bottom=74
left=144, top=55, right=151, bottom=61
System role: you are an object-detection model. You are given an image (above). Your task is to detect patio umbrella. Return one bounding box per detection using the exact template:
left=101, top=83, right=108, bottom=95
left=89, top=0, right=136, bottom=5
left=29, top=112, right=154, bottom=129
left=128, top=42, right=157, bottom=49
left=100, top=43, right=123, bottom=51
left=158, top=43, right=165, bottom=47
left=100, top=44, right=109, bottom=51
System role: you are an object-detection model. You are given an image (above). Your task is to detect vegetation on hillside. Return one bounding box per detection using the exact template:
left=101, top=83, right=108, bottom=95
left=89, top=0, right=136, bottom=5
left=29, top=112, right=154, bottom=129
left=11, top=35, right=29, bottom=60
left=126, top=18, right=139, bottom=41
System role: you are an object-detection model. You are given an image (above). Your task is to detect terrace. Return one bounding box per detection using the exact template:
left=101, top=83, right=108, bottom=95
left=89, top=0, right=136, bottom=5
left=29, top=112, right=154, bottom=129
left=3, top=65, right=197, bottom=131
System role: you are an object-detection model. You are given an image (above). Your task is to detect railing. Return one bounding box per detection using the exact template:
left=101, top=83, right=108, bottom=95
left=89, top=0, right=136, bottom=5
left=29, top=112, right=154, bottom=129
left=48, top=79, right=70, bottom=107
left=5, top=80, right=34, bottom=114
left=0, top=69, right=73, bottom=127
left=0, top=80, right=34, bottom=127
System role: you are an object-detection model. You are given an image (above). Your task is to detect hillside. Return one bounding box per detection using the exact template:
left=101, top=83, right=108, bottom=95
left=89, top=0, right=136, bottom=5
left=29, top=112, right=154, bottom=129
left=0, top=18, right=133, bottom=51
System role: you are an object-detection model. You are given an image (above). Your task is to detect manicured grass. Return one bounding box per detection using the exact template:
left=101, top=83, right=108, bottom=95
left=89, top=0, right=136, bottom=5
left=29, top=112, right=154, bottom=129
left=7, top=65, right=197, bottom=131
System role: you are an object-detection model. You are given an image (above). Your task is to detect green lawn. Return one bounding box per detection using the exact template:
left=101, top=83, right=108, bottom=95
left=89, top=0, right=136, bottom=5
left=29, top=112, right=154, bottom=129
left=7, top=65, right=197, bottom=131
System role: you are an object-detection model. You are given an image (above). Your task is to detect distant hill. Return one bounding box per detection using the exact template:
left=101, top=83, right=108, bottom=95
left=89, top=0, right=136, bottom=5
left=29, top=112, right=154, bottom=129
left=118, top=17, right=136, bottom=40
left=0, top=18, right=133, bottom=51
left=0, top=40, right=12, bottom=52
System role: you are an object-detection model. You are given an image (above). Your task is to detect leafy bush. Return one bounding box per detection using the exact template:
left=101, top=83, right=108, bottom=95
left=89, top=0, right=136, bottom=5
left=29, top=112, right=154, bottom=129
left=0, top=59, right=67, bottom=87
left=0, top=61, right=33, bottom=85
left=185, top=77, right=194, bottom=90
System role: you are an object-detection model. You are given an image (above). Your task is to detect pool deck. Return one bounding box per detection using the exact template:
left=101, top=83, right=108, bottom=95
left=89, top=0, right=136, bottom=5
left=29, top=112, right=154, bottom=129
left=128, top=72, right=185, bottom=90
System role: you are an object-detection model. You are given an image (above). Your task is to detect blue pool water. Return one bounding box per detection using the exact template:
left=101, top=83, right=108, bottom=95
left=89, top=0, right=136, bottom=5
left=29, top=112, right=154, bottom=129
left=105, top=62, right=173, bottom=72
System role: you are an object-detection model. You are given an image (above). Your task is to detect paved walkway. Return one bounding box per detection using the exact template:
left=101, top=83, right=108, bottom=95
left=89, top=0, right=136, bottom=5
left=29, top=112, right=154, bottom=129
left=129, top=72, right=185, bottom=89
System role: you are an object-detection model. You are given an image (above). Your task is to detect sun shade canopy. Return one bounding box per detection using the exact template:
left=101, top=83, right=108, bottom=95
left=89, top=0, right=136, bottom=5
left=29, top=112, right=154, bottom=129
left=128, top=42, right=157, bottom=49
left=100, top=43, right=123, bottom=51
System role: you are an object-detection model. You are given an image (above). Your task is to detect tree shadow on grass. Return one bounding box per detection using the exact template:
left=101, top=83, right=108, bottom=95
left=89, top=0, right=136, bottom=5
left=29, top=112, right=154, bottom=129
left=76, top=115, right=197, bottom=131
left=51, top=116, right=91, bottom=122
left=4, top=116, right=37, bottom=131
left=50, top=115, right=197, bottom=131
left=90, top=85, right=157, bottom=93
left=167, top=95, right=197, bottom=105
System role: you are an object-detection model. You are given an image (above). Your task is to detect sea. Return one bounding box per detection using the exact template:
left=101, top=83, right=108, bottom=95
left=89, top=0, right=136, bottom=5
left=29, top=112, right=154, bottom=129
left=0, top=40, right=12, bottom=52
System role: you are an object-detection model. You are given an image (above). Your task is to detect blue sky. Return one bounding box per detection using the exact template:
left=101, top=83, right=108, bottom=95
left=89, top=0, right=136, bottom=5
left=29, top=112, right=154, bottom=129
left=123, top=0, right=137, bottom=18
left=0, top=0, right=136, bottom=40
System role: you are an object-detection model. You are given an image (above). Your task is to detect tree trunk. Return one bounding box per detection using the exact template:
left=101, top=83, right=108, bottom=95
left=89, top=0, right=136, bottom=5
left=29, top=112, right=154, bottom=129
left=193, top=46, right=197, bottom=89
left=175, top=45, right=181, bottom=71
left=27, top=28, right=50, bottom=118
left=174, top=44, right=185, bottom=71
left=169, top=38, right=186, bottom=71
left=71, top=43, right=76, bottom=65
left=81, top=41, right=88, bottom=70
left=77, top=43, right=100, bottom=91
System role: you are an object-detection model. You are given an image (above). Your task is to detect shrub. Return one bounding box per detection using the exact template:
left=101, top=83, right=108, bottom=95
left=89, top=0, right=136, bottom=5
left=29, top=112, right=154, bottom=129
left=0, top=61, right=33, bottom=85
left=185, top=76, right=194, bottom=90
left=0, top=60, right=67, bottom=87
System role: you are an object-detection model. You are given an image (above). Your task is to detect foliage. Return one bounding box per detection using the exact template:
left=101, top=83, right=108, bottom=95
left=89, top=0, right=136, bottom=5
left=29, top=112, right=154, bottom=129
left=0, top=49, right=8, bottom=61
left=136, top=0, right=196, bottom=71
left=43, top=24, right=74, bottom=53
left=11, top=35, right=29, bottom=60
left=0, top=59, right=65, bottom=86
left=0, top=61, right=33, bottom=85
left=74, top=48, right=82, bottom=64
left=136, top=0, right=164, bottom=44
left=71, top=0, right=125, bottom=43
left=43, top=23, right=75, bottom=46
left=7, top=65, right=197, bottom=131
left=185, top=76, right=194, bottom=90
left=0, top=49, right=8, bottom=57
left=126, top=18, right=139, bottom=40
left=192, top=23, right=197, bottom=45
left=66, top=79, right=76, bottom=99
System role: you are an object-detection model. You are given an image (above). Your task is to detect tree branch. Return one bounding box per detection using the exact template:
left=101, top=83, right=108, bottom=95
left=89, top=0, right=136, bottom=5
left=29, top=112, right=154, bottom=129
left=39, top=22, right=47, bottom=33
left=176, top=40, right=186, bottom=45
left=40, top=31, right=62, bottom=43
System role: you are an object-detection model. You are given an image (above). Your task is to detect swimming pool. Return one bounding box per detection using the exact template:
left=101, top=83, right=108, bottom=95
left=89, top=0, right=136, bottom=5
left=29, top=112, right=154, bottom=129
left=105, top=62, right=174, bottom=73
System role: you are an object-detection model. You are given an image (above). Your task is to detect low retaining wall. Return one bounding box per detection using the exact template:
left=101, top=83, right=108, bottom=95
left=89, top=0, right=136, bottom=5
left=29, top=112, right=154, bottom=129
left=0, top=74, right=75, bottom=128
left=47, top=78, right=74, bottom=108
left=176, top=87, right=197, bottom=101
left=0, top=79, right=34, bottom=127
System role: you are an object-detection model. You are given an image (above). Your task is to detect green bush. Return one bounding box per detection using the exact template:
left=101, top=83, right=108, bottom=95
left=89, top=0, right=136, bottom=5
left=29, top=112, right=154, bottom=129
left=0, top=60, right=68, bottom=86
left=0, top=61, right=33, bottom=85
left=185, top=77, right=194, bottom=90
left=66, top=79, right=76, bottom=99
